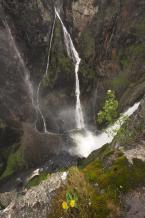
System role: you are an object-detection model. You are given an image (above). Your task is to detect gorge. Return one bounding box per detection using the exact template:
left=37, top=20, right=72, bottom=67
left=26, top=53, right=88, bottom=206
left=0, top=0, right=145, bottom=217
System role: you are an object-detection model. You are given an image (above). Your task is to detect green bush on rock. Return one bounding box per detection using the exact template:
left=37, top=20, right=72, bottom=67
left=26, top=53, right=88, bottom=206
left=97, top=90, right=119, bottom=125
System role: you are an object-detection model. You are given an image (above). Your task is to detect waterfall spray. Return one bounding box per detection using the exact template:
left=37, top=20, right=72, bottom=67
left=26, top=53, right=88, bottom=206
left=55, top=8, right=85, bottom=129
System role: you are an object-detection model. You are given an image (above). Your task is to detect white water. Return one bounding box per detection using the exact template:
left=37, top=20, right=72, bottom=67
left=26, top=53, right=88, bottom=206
left=36, top=13, right=56, bottom=133
left=45, top=13, right=57, bottom=77
left=69, top=102, right=140, bottom=157
left=36, top=82, right=47, bottom=132
left=55, top=8, right=85, bottom=129
left=4, top=20, right=34, bottom=107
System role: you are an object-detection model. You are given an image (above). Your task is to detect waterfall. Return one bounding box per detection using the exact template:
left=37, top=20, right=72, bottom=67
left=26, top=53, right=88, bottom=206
left=69, top=102, right=140, bottom=157
left=36, top=82, right=47, bottom=133
left=55, top=8, right=85, bottom=129
left=45, top=14, right=57, bottom=76
left=3, top=20, right=35, bottom=108
left=36, top=12, right=56, bottom=133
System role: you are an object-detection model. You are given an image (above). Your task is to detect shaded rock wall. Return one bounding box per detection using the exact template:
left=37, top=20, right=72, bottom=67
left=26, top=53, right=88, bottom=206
left=1, top=0, right=145, bottom=130
left=0, top=0, right=145, bottom=172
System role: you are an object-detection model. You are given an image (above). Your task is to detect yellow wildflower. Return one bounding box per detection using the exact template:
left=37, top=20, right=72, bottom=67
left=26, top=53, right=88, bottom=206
left=70, top=200, right=75, bottom=208
left=62, top=201, right=68, bottom=210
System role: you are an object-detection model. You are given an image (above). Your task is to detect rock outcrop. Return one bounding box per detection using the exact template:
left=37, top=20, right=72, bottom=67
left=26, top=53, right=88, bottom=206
left=0, top=172, right=68, bottom=218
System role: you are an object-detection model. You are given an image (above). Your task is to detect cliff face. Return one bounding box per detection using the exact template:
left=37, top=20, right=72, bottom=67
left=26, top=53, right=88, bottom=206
left=72, top=0, right=145, bottom=117
left=0, top=0, right=144, bottom=179
left=0, top=0, right=145, bottom=131
left=0, top=1, right=145, bottom=217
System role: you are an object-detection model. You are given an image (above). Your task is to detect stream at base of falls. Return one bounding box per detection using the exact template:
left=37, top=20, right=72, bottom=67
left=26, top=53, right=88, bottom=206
left=69, top=102, right=140, bottom=158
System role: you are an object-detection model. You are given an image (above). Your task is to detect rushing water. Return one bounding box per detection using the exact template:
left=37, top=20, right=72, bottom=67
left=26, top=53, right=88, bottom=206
left=55, top=8, right=85, bottom=129
left=69, top=102, right=140, bottom=157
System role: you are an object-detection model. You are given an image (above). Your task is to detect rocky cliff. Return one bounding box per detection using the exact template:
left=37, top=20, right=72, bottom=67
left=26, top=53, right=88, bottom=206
left=0, top=0, right=145, bottom=217
left=0, top=0, right=145, bottom=129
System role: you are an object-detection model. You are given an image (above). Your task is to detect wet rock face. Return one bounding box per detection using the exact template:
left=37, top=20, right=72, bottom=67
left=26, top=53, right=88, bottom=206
left=0, top=0, right=144, bottom=170
left=21, top=123, right=66, bottom=166
left=0, top=15, right=34, bottom=125
left=1, top=0, right=145, bottom=132
left=2, top=0, right=53, bottom=83
left=120, top=96, right=145, bottom=162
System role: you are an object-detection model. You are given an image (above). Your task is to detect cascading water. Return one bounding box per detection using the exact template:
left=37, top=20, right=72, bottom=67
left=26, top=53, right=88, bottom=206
left=3, top=20, right=34, bottom=108
left=45, top=13, right=57, bottom=77
left=54, top=9, right=141, bottom=160
left=3, top=13, right=57, bottom=134
left=55, top=8, right=85, bottom=129
left=36, top=13, right=56, bottom=133
left=69, top=102, right=140, bottom=157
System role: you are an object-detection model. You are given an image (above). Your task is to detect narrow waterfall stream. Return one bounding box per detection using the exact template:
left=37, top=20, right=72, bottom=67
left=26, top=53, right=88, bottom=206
left=36, top=13, right=57, bottom=133
left=4, top=19, right=51, bottom=133
left=55, top=8, right=85, bottom=129
left=3, top=20, right=35, bottom=108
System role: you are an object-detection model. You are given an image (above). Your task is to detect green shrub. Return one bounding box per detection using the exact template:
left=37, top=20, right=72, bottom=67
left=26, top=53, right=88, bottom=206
left=97, top=90, right=119, bottom=125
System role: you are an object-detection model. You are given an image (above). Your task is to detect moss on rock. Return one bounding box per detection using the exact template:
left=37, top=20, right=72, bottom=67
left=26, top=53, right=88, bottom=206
left=26, top=171, right=49, bottom=188
left=0, top=144, right=27, bottom=182
left=48, top=142, right=145, bottom=218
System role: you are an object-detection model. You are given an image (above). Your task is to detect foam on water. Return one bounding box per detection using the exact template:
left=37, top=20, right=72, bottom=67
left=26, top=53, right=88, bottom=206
left=69, top=102, right=140, bottom=157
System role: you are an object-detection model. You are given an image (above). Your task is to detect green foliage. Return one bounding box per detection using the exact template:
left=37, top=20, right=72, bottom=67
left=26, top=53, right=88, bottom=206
left=49, top=143, right=145, bottom=218
left=49, top=166, right=116, bottom=218
left=0, top=145, right=26, bottom=181
left=66, top=191, right=78, bottom=205
left=83, top=146, right=145, bottom=193
left=97, top=90, right=119, bottom=125
left=26, top=172, right=49, bottom=188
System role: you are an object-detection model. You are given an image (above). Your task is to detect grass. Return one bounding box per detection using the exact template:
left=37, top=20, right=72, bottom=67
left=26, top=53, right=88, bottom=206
left=48, top=142, right=145, bottom=218
left=48, top=167, right=116, bottom=218
left=83, top=150, right=145, bottom=193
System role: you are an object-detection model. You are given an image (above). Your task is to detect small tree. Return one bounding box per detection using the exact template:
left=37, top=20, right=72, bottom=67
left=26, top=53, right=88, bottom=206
left=97, top=90, right=119, bottom=125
